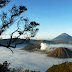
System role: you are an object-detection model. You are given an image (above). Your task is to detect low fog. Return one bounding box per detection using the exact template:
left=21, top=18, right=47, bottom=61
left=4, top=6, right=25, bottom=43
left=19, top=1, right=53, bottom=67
left=0, top=44, right=72, bottom=72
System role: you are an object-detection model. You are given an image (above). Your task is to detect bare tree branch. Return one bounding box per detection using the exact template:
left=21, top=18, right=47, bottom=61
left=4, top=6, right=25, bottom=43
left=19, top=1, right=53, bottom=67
left=0, top=0, right=40, bottom=53
left=0, top=0, right=10, bottom=8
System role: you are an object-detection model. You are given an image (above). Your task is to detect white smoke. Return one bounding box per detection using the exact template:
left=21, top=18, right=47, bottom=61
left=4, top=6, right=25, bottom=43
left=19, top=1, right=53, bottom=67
left=40, top=43, right=49, bottom=50
left=40, top=43, right=72, bottom=51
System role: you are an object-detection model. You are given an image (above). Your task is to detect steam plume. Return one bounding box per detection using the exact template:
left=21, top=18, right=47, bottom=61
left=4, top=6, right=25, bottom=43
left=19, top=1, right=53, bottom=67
left=40, top=43, right=49, bottom=50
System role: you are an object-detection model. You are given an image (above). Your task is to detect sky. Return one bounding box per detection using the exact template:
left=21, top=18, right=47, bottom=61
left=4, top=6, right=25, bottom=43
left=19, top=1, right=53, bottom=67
left=0, top=0, right=72, bottom=39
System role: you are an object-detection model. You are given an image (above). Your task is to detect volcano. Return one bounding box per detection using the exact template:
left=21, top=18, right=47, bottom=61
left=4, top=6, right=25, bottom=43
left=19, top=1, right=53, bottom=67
left=52, top=33, right=72, bottom=41
left=48, top=47, right=72, bottom=58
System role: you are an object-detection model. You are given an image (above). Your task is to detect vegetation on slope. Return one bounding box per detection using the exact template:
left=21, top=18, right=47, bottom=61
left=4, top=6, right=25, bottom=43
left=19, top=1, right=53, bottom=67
left=46, top=62, right=72, bottom=72
left=0, top=61, right=40, bottom=72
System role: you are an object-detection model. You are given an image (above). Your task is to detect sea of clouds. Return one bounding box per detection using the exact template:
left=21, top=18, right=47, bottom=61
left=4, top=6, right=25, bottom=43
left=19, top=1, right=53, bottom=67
left=0, top=44, right=72, bottom=72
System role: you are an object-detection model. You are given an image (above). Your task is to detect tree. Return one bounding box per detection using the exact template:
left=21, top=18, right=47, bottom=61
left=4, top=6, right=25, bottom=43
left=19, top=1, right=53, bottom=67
left=0, top=0, right=39, bottom=53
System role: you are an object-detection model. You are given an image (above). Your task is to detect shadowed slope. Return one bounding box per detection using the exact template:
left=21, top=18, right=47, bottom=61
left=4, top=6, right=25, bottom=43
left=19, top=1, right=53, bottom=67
left=21, top=43, right=41, bottom=51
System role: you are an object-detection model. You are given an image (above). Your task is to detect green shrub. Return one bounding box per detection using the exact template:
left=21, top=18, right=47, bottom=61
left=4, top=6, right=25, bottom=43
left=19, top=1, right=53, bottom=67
left=46, top=62, right=72, bottom=72
left=0, top=61, right=10, bottom=72
left=0, top=61, right=40, bottom=72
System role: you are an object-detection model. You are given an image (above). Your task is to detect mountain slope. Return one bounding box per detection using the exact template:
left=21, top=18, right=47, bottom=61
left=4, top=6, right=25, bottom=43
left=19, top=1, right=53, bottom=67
left=21, top=43, right=41, bottom=51
left=52, top=33, right=72, bottom=41
left=46, top=62, right=72, bottom=72
left=48, top=47, right=72, bottom=58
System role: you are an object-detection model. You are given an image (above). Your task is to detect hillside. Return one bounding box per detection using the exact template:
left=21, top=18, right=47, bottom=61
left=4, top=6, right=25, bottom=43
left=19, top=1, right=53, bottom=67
left=46, top=62, right=72, bottom=72
left=52, top=33, right=72, bottom=41
left=48, top=47, right=72, bottom=58
left=21, top=43, right=41, bottom=51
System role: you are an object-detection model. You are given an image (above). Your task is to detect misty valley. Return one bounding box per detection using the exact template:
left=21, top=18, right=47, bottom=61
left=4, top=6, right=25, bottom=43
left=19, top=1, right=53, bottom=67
left=0, top=0, right=72, bottom=71
left=0, top=43, right=72, bottom=72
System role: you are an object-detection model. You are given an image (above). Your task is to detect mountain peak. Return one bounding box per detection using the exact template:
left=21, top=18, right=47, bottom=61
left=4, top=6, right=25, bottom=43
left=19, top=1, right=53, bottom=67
left=48, top=47, right=72, bottom=58
left=60, top=33, right=70, bottom=36
left=52, top=33, right=72, bottom=41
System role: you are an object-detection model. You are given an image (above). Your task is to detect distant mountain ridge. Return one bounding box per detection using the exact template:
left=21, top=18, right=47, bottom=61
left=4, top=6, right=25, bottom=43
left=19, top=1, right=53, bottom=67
left=52, top=33, right=72, bottom=41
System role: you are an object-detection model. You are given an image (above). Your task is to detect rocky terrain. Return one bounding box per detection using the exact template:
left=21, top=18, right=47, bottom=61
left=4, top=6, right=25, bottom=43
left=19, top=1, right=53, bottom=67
left=21, top=43, right=41, bottom=51
left=48, top=47, right=72, bottom=58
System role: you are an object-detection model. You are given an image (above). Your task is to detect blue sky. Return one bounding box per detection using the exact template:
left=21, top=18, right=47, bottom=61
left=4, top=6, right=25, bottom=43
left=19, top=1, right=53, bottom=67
left=1, top=0, right=72, bottom=39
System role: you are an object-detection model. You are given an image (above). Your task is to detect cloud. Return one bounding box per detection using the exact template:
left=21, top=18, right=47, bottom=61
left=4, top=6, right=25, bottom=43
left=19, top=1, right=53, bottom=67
left=40, top=43, right=49, bottom=50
